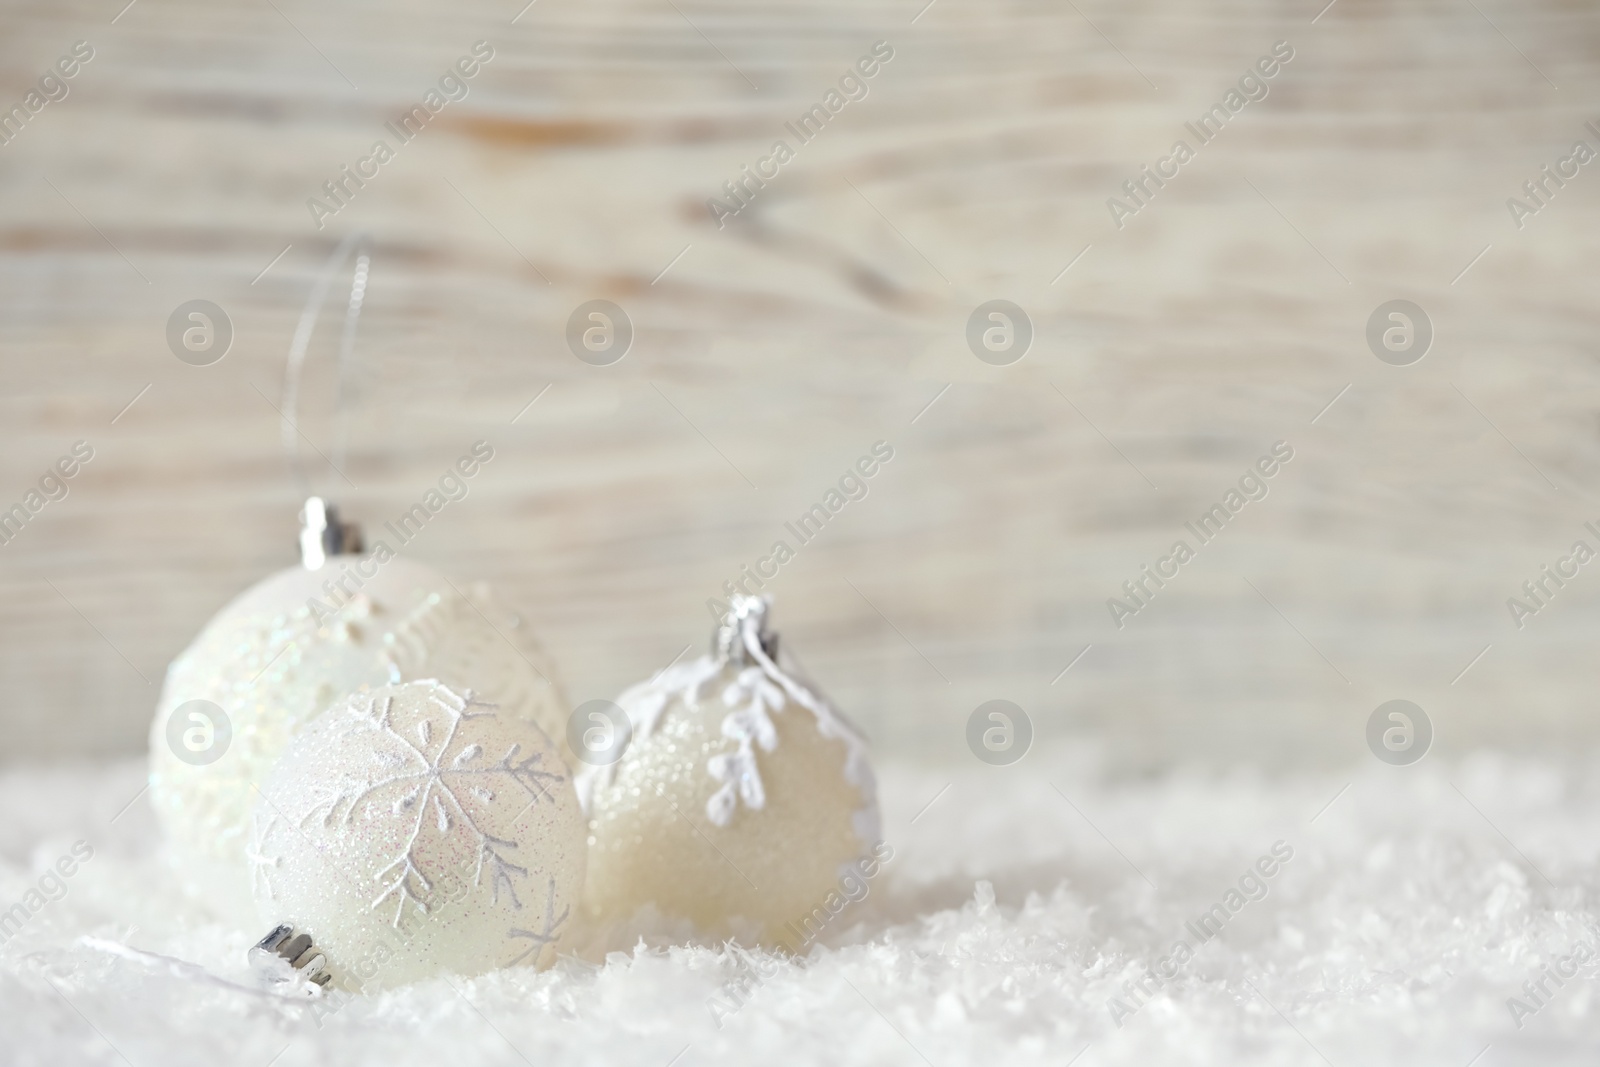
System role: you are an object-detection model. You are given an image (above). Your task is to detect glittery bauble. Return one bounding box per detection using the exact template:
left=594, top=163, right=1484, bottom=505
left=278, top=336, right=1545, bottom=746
left=576, top=599, right=878, bottom=945
left=250, top=680, right=584, bottom=989
left=149, top=554, right=567, bottom=918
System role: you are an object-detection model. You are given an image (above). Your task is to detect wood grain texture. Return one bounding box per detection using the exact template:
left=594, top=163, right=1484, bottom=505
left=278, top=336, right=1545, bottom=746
left=1, top=0, right=1598, bottom=768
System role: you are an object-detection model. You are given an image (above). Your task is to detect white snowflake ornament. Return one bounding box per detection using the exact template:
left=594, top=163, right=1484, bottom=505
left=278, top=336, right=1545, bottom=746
left=577, top=596, right=880, bottom=946
left=250, top=680, right=584, bottom=989
left=149, top=551, right=569, bottom=920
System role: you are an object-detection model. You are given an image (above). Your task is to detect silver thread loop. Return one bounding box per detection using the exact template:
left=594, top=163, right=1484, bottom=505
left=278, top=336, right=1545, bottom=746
left=282, top=233, right=371, bottom=564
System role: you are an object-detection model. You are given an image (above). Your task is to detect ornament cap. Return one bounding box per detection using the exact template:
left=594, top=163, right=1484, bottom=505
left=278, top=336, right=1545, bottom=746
left=249, top=923, right=332, bottom=988
left=299, top=496, right=363, bottom=570
left=714, top=594, right=778, bottom=665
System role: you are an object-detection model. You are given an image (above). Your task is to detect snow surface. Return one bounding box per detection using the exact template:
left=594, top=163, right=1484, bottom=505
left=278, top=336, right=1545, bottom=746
left=2, top=744, right=1598, bottom=1066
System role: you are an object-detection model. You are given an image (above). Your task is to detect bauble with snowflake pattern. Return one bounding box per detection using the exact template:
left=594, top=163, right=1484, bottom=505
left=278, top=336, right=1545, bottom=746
left=249, top=679, right=585, bottom=989
left=149, top=552, right=568, bottom=921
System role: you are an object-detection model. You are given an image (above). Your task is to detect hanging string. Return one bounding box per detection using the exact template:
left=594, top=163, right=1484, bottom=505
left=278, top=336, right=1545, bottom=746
left=283, top=233, right=371, bottom=567
left=282, top=232, right=371, bottom=499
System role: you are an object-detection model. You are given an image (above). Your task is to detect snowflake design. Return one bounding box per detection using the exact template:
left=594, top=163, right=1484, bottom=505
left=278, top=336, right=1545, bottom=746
left=505, top=876, right=571, bottom=966
left=294, top=682, right=566, bottom=927
left=247, top=809, right=285, bottom=901
left=705, top=667, right=785, bottom=826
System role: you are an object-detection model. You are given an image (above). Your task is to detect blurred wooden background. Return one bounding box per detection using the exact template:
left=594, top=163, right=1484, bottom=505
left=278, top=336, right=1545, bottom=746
left=2, top=0, right=1599, bottom=770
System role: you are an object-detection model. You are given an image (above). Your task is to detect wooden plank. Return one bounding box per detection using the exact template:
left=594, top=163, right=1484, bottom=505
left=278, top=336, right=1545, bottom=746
left=1, top=0, right=1597, bottom=766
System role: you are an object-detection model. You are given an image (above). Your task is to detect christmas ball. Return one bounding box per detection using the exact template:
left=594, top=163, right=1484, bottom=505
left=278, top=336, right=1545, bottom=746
left=250, top=679, right=585, bottom=989
left=149, top=552, right=568, bottom=918
left=576, top=596, right=879, bottom=946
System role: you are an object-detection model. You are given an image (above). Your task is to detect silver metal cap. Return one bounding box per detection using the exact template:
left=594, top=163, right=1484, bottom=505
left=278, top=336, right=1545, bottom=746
left=299, top=497, right=363, bottom=570
left=249, top=923, right=332, bottom=989
left=713, top=594, right=779, bottom=665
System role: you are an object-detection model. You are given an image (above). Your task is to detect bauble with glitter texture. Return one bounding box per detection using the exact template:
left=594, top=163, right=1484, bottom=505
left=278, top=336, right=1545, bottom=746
left=576, top=596, right=880, bottom=946
left=149, top=552, right=567, bottom=918
left=250, top=679, right=584, bottom=989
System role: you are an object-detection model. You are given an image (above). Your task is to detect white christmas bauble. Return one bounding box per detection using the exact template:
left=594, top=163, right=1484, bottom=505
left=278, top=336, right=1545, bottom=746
left=149, top=553, right=567, bottom=919
left=576, top=597, right=879, bottom=945
left=250, top=679, right=585, bottom=989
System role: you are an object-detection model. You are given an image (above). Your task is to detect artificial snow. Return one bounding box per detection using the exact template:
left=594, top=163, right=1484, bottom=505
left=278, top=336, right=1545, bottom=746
left=1, top=744, right=1597, bottom=1066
